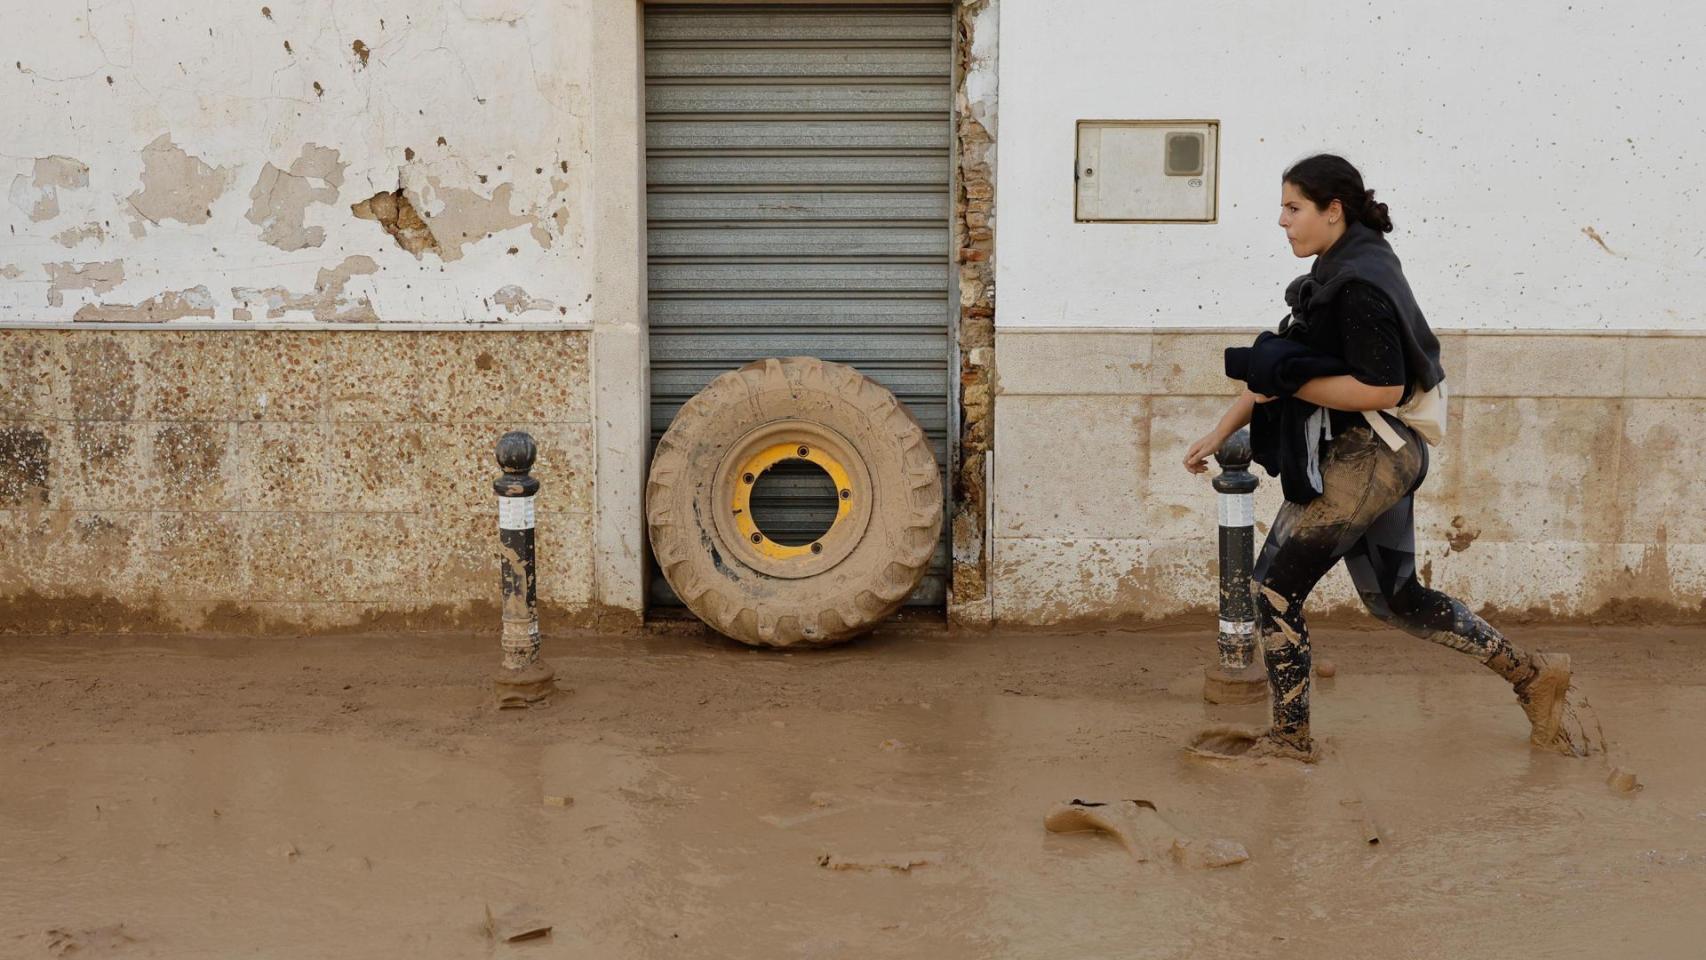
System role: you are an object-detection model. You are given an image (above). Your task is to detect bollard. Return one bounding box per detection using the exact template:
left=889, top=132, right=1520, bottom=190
left=1202, top=428, right=1269, bottom=705
left=492, top=431, right=556, bottom=706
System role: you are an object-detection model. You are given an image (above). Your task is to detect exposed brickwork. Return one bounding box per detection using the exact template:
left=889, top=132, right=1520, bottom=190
left=950, top=0, right=997, bottom=624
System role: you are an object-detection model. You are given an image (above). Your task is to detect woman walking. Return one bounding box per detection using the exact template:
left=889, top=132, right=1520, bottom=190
left=1183, top=154, right=1583, bottom=762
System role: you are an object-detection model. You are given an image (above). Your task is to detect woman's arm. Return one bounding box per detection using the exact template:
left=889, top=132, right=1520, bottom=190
left=1183, top=389, right=1261, bottom=474
left=1293, top=375, right=1403, bottom=412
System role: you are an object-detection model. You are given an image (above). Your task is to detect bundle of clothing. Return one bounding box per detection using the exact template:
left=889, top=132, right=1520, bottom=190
left=1224, top=222, right=1446, bottom=504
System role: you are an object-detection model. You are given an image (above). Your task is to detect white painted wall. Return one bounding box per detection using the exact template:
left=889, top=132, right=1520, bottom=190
left=995, top=0, right=1706, bottom=331
left=0, top=0, right=593, bottom=325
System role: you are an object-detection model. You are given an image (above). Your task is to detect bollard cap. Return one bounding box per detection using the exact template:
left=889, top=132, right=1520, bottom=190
left=1213, top=427, right=1252, bottom=470
left=494, top=431, right=540, bottom=498
left=1211, top=427, right=1259, bottom=495
left=497, top=431, right=537, bottom=473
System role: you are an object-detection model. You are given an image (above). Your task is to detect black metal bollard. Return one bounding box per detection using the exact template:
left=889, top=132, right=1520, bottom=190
left=493, top=431, right=555, bottom=706
left=1203, top=428, right=1269, bottom=705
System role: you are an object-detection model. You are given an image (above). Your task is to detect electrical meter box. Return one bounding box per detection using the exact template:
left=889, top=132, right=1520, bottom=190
left=1075, top=120, right=1219, bottom=223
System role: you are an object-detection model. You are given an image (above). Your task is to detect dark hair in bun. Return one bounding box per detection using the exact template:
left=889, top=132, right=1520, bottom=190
left=1283, top=154, right=1393, bottom=233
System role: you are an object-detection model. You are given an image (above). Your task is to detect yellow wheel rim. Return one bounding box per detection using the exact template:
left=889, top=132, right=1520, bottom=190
left=730, top=442, right=854, bottom=560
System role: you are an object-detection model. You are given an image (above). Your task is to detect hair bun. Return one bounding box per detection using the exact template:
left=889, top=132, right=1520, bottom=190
left=1362, top=190, right=1394, bottom=233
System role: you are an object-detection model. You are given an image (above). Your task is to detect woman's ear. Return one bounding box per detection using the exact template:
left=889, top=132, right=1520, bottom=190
left=1327, top=198, right=1343, bottom=225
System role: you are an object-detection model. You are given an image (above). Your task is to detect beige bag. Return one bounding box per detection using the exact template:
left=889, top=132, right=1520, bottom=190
left=1362, top=378, right=1447, bottom=451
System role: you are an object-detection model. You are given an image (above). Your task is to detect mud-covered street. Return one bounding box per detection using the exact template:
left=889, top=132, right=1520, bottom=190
left=4, top=623, right=1705, bottom=958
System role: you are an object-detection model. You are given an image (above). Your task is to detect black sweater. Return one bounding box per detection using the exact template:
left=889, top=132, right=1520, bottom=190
left=1225, top=333, right=1352, bottom=503
left=1285, top=222, right=1444, bottom=393
left=1225, top=224, right=1445, bottom=504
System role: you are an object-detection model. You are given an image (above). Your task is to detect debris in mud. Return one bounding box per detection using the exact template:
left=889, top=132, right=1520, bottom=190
left=268, top=842, right=300, bottom=861
left=483, top=904, right=552, bottom=943
left=1339, top=797, right=1383, bottom=845
left=1606, top=768, right=1642, bottom=794
left=816, top=852, right=941, bottom=874
left=1315, top=661, right=1338, bottom=678
left=46, top=924, right=138, bottom=955
left=878, top=739, right=906, bottom=751
left=1043, top=799, right=1248, bottom=868
left=1169, top=838, right=1251, bottom=869
left=543, top=795, right=574, bottom=807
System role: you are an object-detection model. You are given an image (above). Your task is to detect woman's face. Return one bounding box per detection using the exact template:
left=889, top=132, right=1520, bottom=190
left=1279, top=181, right=1344, bottom=258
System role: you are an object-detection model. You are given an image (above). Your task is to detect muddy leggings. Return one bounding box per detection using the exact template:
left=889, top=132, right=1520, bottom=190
left=1252, top=420, right=1531, bottom=740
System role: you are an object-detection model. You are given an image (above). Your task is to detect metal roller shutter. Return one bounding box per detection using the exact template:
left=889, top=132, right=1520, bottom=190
left=644, top=3, right=954, bottom=608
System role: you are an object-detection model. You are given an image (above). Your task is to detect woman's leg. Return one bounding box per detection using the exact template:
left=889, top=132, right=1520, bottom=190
left=1250, top=501, right=1341, bottom=749
left=1342, top=494, right=1585, bottom=754
left=1341, top=494, right=1534, bottom=682
left=1251, top=426, right=1424, bottom=752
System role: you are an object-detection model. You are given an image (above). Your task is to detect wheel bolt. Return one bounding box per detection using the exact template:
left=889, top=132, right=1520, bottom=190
left=839, top=488, right=850, bottom=500
left=797, top=445, right=810, bottom=457
left=742, top=472, right=754, bottom=484
left=810, top=542, right=823, bottom=555
left=751, top=532, right=763, bottom=543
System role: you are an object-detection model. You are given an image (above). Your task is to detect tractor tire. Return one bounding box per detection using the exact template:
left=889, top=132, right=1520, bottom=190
left=646, top=357, right=941, bottom=648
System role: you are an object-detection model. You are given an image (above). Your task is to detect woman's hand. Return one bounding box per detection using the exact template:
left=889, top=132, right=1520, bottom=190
left=1186, top=388, right=1261, bottom=475
left=1183, top=430, right=1228, bottom=475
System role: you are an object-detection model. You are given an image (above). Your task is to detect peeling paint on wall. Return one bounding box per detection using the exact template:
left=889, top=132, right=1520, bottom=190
left=45, top=260, right=126, bottom=307
left=233, top=255, right=379, bottom=322
left=246, top=144, right=347, bottom=251
left=127, top=134, right=231, bottom=228
left=351, top=190, right=439, bottom=257
left=8, top=156, right=89, bottom=222
left=421, top=182, right=535, bottom=262
left=3, top=3, right=593, bottom=325
left=492, top=285, right=556, bottom=315
left=52, top=224, right=107, bottom=247
left=73, top=286, right=217, bottom=323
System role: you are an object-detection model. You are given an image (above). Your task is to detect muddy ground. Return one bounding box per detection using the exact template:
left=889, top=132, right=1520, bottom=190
left=3, top=621, right=1705, bottom=959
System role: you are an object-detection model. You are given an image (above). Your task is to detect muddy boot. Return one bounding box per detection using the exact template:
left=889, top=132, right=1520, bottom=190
left=1515, top=652, right=1584, bottom=756
left=1244, top=729, right=1321, bottom=764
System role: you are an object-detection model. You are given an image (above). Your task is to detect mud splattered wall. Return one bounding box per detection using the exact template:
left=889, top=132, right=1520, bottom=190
left=992, top=329, right=1706, bottom=624
left=0, top=328, right=591, bottom=632
left=984, top=0, right=1706, bottom=624
left=1, top=1, right=591, bottom=322
left=0, top=3, right=600, bottom=632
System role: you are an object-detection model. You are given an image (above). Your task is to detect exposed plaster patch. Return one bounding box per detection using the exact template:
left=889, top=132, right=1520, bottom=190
left=127, top=134, right=231, bottom=227
left=352, top=189, right=439, bottom=257
left=9, top=156, right=89, bottom=222
left=246, top=144, right=347, bottom=251
left=492, top=284, right=555, bottom=315
left=45, top=260, right=125, bottom=307
left=73, top=286, right=216, bottom=322
left=52, top=223, right=106, bottom=247
left=419, top=182, right=533, bottom=262
left=232, top=255, right=379, bottom=322
left=0, top=264, right=23, bottom=279
left=34, top=156, right=90, bottom=190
